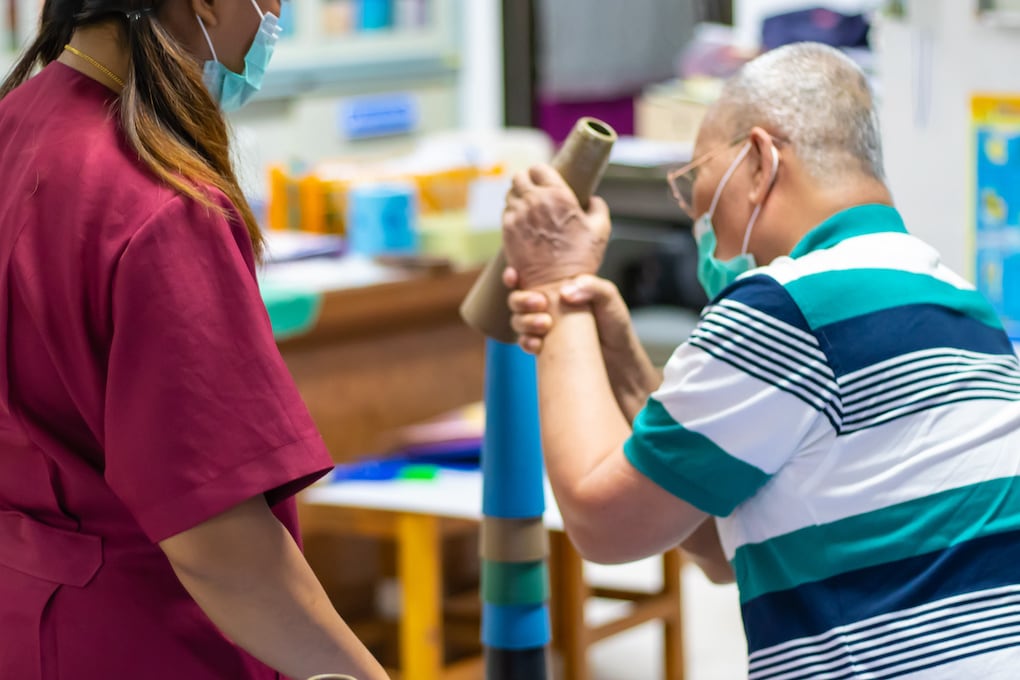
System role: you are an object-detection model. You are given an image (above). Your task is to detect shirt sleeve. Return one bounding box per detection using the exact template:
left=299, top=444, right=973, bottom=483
left=624, top=274, right=838, bottom=517
left=104, top=195, right=334, bottom=542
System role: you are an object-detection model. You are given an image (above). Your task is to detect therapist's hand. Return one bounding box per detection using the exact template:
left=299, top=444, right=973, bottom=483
left=502, top=164, right=611, bottom=290
left=504, top=270, right=629, bottom=356
left=504, top=268, right=661, bottom=424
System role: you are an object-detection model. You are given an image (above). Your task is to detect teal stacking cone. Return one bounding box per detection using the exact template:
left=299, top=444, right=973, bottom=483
left=482, top=340, right=545, bottom=519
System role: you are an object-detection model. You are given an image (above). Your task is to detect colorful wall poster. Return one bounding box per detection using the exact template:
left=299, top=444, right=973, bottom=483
left=973, top=94, right=1020, bottom=340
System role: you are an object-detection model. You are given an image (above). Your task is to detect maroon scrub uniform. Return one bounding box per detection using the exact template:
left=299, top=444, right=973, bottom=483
left=0, top=62, right=334, bottom=678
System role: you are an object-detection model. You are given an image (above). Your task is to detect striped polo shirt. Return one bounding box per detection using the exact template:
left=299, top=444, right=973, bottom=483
left=625, top=204, right=1020, bottom=679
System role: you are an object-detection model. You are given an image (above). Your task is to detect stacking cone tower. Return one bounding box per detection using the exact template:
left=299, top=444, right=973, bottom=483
left=480, top=339, right=552, bottom=678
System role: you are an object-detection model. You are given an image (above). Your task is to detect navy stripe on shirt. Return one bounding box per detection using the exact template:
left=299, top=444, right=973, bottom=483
left=751, top=622, right=1020, bottom=680
left=721, top=274, right=817, bottom=335
left=818, top=304, right=1015, bottom=378
left=741, top=527, right=1020, bottom=655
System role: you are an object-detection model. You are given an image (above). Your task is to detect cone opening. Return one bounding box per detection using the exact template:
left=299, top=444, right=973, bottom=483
left=582, top=118, right=616, bottom=139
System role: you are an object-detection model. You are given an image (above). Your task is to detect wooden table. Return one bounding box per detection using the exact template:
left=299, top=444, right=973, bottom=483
left=301, top=471, right=685, bottom=680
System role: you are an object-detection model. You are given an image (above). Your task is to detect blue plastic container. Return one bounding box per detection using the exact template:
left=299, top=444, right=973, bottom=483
left=359, top=0, right=394, bottom=30
left=346, top=182, right=419, bottom=256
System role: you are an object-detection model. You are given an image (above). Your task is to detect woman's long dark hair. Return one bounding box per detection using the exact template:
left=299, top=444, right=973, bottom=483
left=0, top=0, right=265, bottom=259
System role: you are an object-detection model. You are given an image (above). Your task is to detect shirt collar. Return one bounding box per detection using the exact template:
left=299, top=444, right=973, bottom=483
left=790, top=204, right=907, bottom=259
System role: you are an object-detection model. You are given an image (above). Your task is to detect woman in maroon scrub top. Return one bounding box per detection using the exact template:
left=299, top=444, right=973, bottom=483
left=0, top=2, right=388, bottom=679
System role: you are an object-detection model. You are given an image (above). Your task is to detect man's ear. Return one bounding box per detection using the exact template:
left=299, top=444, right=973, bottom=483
left=192, top=0, right=220, bottom=29
left=747, top=126, right=780, bottom=206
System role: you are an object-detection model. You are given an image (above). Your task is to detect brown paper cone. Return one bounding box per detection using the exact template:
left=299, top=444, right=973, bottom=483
left=460, top=118, right=618, bottom=342
left=480, top=516, right=550, bottom=563
left=459, top=250, right=517, bottom=344
left=551, top=116, right=618, bottom=210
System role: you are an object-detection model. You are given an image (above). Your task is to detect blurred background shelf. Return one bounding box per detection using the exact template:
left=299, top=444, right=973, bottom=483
left=1, top=0, right=460, bottom=99
left=259, top=0, right=459, bottom=99
left=259, top=42, right=460, bottom=101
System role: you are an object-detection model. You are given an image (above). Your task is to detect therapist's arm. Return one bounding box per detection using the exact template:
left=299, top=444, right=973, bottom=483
left=536, top=288, right=707, bottom=563
left=507, top=272, right=661, bottom=424
left=159, top=496, right=388, bottom=680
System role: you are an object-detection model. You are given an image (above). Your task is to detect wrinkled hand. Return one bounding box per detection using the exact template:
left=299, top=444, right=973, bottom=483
left=503, top=269, right=632, bottom=357
left=502, top=164, right=611, bottom=290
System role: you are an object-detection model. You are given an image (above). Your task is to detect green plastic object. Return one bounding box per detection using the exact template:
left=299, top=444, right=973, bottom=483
left=260, top=282, right=324, bottom=341
left=481, top=560, right=550, bottom=606
left=398, top=464, right=440, bottom=481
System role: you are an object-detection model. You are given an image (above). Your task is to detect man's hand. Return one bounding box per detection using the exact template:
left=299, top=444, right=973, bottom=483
left=502, top=164, right=611, bottom=289
left=504, top=269, right=661, bottom=424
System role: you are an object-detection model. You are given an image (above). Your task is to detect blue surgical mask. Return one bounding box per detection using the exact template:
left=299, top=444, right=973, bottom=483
left=197, top=0, right=281, bottom=112
left=694, top=141, right=779, bottom=299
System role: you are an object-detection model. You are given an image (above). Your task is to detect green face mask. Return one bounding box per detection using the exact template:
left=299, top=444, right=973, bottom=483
left=694, top=141, right=779, bottom=299
left=695, top=220, right=757, bottom=299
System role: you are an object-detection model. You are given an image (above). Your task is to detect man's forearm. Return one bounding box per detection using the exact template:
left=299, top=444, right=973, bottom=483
left=161, top=497, right=388, bottom=680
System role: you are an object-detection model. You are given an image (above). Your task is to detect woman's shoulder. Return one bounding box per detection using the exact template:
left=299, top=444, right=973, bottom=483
left=122, top=189, right=256, bottom=271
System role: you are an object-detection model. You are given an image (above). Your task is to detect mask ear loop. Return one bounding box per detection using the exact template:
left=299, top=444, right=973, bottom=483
left=249, top=0, right=266, bottom=19
left=740, top=142, right=781, bottom=255
left=196, top=15, right=220, bottom=63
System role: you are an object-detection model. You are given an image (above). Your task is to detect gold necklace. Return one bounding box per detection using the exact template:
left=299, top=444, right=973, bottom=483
left=63, top=44, right=125, bottom=88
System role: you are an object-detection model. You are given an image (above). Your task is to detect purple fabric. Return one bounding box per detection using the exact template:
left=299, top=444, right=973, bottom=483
left=537, top=95, right=636, bottom=146
left=762, top=7, right=870, bottom=51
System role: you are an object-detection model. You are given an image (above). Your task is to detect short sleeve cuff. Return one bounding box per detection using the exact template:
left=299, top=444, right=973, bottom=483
left=624, top=399, right=771, bottom=517
left=135, top=434, right=333, bottom=543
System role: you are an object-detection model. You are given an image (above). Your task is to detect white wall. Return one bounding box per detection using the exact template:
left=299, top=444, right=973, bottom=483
left=733, top=0, right=881, bottom=49
left=875, top=0, right=1020, bottom=279
left=458, top=0, right=504, bottom=132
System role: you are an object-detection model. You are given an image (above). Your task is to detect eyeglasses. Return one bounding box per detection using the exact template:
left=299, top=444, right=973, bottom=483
left=666, top=135, right=748, bottom=218
left=666, top=133, right=786, bottom=218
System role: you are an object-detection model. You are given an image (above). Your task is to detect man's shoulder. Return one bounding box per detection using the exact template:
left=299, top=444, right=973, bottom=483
left=712, top=271, right=812, bottom=336
left=696, top=275, right=826, bottom=376
left=734, top=233, right=999, bottom=333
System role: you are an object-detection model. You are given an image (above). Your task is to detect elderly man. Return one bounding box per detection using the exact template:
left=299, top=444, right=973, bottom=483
left=502, top=42, right=1020, bottom=678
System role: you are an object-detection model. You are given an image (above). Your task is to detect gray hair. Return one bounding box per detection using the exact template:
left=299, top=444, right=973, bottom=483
left=715, top=42, right=884, bottom=181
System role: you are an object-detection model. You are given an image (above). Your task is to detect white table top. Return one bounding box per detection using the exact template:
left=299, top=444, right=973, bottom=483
left=302, top=469, right=566, bottom=531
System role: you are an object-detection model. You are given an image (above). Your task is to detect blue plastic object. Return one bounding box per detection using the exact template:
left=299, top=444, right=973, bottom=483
left=332, top=459, right=408, bottom=482
left=481, top=340, right=546, bottom=519
left=340, top=94, right=418, bottom=140
left=330, top=446, right=481, bottom=483
left=359, top=0, right=393, bottom=30
left=481, top=603, right=551, bottom=650
left=346, top=182, right=419, bottom=257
